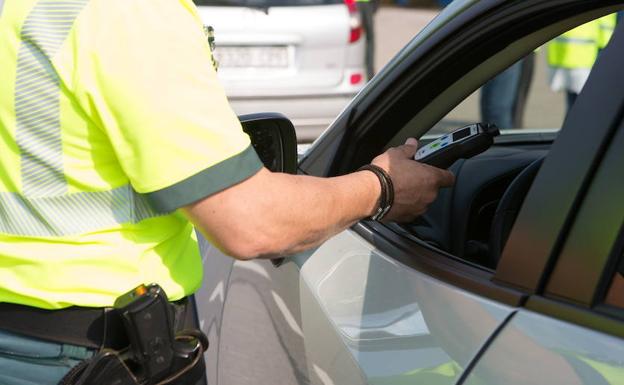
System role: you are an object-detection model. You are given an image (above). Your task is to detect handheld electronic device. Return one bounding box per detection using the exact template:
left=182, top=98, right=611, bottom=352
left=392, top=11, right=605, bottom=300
left=415, top=123, right=500, bottom=169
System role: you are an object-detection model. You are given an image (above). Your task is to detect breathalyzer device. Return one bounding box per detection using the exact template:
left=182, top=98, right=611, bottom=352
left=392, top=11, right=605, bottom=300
left=415, top=123, right=500, bottom=169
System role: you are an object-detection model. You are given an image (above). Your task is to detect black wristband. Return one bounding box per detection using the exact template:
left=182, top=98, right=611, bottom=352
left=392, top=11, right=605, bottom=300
left=358, top=164, right=394, bottom=221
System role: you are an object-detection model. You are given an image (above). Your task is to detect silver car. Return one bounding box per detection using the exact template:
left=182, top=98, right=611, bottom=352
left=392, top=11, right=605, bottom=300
left=197, top=0, right=624, bottom=384
left=194, top=0, right=367, bottom=142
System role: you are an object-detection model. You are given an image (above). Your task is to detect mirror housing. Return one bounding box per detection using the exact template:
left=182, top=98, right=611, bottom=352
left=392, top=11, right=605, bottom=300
left=239, top=113, right=298, bottom=174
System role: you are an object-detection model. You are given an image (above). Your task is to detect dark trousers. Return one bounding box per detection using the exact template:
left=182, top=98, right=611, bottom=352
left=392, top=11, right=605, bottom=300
left=0, top=329, right=94, bottom=385
left=566, top=92, right=578, bottom=111
left=480, top=53, right=535, bottom=129
left=358, top=2, right=375, bottom=80
left=0, top=296, right=207, bottom=385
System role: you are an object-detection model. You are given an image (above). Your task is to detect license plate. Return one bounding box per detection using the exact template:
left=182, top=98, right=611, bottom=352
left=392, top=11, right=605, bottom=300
left=214, top=46, right=290, bottom=69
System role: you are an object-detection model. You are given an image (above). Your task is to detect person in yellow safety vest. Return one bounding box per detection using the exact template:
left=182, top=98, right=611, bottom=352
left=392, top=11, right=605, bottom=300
left=0, top=1, right=454, bottom=384
left=547, top=14, right=616, bottom=110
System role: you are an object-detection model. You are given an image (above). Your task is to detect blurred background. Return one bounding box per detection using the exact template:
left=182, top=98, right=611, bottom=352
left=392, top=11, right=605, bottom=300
left=194, top=0, right=579, bottom=142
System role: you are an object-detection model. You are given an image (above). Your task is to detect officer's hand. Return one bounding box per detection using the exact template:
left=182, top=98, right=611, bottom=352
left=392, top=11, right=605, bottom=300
left=371, top=138, right=455, bottom=222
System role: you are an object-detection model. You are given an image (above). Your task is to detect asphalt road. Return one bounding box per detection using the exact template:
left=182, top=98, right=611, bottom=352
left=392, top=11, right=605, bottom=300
left=373, top=6, right=566, bottom=132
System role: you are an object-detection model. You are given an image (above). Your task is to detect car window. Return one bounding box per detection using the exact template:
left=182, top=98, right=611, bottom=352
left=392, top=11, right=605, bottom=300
left=430, top=14, right=617, bottom=135
left=193, top=0, right=342, bottom=6
left=394, top=13, right=620, bottom=272
left=430, top=50, right=563, bottom=135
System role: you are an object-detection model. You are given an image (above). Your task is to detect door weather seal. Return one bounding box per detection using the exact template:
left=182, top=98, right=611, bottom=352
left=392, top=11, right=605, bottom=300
left=455, top=310, right=517, bottom=385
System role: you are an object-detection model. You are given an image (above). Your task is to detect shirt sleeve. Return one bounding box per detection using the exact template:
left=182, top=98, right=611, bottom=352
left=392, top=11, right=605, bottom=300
left=72, top=0, right=263, bottom=212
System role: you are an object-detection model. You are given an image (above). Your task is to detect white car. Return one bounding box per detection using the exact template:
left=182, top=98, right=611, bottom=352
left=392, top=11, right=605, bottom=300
left=194, top=0, right=367, bottom=142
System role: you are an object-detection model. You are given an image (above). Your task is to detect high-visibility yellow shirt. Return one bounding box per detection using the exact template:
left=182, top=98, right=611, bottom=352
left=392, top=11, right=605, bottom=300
left=0, top=0, right=263, bottom=309
left=547, top=14, right=616, bottom=69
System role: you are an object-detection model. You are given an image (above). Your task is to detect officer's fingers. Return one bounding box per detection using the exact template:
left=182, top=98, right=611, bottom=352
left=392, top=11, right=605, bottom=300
left=404, top=137, right=418, bottom=147
left=398, top=138, right=419, bottom=158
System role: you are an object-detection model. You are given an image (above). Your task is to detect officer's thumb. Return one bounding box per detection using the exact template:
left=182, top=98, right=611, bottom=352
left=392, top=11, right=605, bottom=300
left=399, top=137, right=419, bottom=158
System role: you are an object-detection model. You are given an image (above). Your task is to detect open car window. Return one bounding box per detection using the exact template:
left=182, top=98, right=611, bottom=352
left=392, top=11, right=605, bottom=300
left=391, top=13, right=619, bottom=272
left=430, top=14, right=617, bottom=136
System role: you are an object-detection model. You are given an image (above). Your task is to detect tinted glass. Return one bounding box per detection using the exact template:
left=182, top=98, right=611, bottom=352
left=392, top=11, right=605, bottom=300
left=193, top=0, right=342, bottom=6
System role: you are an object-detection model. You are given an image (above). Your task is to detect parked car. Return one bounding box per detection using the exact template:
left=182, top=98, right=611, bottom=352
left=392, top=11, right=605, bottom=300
left=193, top=0, right=367, bottom=142
left=196, top=0, right=624, bottom=384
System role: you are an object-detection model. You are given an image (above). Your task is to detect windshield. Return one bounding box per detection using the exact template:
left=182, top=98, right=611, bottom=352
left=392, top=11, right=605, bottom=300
left=193, top=0, right=342, bottom=6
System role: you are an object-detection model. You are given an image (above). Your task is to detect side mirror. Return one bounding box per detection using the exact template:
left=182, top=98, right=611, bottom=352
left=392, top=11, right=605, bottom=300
left=239, top=113, right=298, bottom=174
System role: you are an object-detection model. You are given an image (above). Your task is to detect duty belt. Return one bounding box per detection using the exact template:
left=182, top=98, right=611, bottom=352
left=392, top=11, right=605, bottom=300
left=0, top=285, right=208, bottom=385
left=0, top=297, right=193, bottom=349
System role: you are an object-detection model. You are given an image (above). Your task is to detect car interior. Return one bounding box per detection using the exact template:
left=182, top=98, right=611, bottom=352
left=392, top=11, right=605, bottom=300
left=381, top=9, right=623, bottom=272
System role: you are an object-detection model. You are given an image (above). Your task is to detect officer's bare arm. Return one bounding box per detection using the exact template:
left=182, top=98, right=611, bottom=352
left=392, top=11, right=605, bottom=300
left=182, top=139, right=454, bottom=260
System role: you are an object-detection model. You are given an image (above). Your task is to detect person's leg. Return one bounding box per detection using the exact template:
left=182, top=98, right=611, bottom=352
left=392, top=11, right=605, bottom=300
left=566, top=91, right=578, bottom=111
left=0, top=329, right=93, bottom=385
left=480, top=60, right=523, bottom=129
left=359, top=2, right=375, bottom=80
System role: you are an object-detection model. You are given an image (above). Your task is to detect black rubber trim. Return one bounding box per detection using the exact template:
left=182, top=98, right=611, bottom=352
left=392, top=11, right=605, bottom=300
left=352, top=221, right=527, bottom=306
left=525, top=296, right=624, bottom=340
left=146, top=145, right=263, bottom=212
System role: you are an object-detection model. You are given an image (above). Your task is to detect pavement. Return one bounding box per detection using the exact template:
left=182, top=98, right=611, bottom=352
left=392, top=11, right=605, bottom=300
left=372, top=6, right=566, bottom=132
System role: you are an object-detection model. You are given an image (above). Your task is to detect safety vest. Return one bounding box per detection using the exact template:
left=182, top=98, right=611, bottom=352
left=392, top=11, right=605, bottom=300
left=0, top=0, right=261, bottom=309
left=547, top=14, right=616, bottom=94
left=547, top=14, right=616, bottom=69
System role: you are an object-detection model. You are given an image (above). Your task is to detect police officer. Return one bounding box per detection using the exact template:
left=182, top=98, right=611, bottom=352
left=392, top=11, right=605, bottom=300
left=0, top=1, right=453, bottom=384
left=547, top=14, right=616, bottom=110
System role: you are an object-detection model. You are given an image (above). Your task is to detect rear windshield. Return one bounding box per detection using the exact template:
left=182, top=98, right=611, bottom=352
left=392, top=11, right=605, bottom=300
left=193, top=0, right=342, bottom=6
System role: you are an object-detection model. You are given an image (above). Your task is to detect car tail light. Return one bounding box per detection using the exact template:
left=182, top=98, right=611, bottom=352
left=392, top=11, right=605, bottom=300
left=344, top=0, right=362, bottom=43
left=350, top=73, right=363, bottom=85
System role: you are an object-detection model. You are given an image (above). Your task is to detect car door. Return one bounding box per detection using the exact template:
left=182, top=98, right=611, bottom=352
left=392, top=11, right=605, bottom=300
left=195, top=1, right=624, bottom=385
left=463, top=22, right=624, bottom=384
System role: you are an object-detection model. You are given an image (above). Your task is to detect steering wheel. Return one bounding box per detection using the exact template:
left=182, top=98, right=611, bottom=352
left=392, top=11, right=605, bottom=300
left=489, top=157, right=545, bottom=266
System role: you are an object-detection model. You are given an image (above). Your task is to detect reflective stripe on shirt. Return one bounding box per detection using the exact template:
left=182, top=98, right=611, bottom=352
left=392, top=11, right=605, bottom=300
left=0, top=185, right=163, bottom=237
left=16, top=0, right=89, bottom=197
left=4, top=0, right=164, bottom=238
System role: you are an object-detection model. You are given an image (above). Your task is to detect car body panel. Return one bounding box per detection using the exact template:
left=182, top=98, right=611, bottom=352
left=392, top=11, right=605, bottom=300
left=228, top=93, right=355, bottom=141
left=464, top=310, right=624, bottom=385
left=197, top=5, right=352, bottom=91
left=194, top=235, right=235, bottom=385
left=292, top=230, right=514, bottom=385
